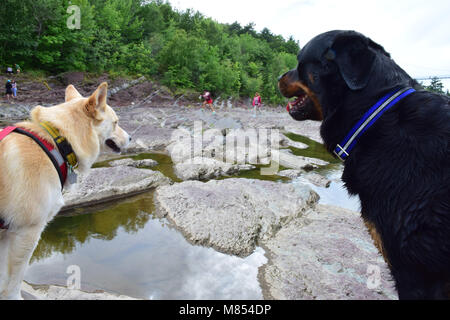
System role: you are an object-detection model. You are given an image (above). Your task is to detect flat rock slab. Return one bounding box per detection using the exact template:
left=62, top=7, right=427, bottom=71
left=109, top=158, right=158, bottom=168
left=284, top=121, right=323, bottom=144
left=155, top=179, right=319, bottom=257
left=174, top=157, right=255, bottom=181
left=261, top=204, right=398, bottom=300
left=63, top=166, right=171, bottom=210
left=21, top=282, right=136, bottom=300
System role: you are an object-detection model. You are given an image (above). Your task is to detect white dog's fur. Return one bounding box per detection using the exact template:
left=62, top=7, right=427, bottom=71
left=0, top=83, right=130, bottom=299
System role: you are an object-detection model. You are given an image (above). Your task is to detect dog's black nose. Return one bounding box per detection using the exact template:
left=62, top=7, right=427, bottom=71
left=129, top=136, right=132, bottom=142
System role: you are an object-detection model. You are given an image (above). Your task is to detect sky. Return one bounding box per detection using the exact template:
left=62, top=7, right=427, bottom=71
left=172, top=0, right=450, bottom=91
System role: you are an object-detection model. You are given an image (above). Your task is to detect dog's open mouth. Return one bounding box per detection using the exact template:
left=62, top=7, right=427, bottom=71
left=105, top=139, right=121, bottom=153
left=287, top=93, right=310, bottom=112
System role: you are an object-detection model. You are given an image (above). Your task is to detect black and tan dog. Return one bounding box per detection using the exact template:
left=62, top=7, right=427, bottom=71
left=279, top=30, right=450, bottom=300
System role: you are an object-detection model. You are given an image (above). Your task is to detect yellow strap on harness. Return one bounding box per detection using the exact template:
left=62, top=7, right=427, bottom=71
left=40, top=121, right=78, bottom=169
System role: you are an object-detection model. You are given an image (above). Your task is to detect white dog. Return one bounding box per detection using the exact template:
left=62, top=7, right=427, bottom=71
left=0, top=83, right=130, bottom=299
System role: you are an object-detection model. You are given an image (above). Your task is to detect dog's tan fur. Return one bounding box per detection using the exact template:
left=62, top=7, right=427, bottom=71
left=0, top=83, right=129, bottom=299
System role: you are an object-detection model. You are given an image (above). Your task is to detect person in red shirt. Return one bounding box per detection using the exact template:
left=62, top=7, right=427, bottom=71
left=200, top=90, right=215, bottom=113
left=252, top=92, right=262, bottom=115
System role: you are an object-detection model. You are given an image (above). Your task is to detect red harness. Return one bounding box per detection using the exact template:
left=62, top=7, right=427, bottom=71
left=0, top=126, right=69, bottom=230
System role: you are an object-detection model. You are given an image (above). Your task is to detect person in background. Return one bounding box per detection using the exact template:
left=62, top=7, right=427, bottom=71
left=15, top=64, right=21, bottom=74
left=252, top=92, right=262, bottom=116
left=200, top=90, right=215, bottom=113
left=6, top=67, right=13, bottom=74
left=11, top=80, right=17, bottom=98
left=5, top=80, right=13, bottom=102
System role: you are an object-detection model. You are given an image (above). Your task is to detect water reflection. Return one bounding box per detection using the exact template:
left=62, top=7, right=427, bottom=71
left=27, top=192, right=267, bottom=300
left=93, top=152, right=181, bottom=182
left=283, top=132, right=340, bottom=165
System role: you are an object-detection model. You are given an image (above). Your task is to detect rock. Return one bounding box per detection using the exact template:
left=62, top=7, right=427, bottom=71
left=284, top=121, right=323, bottom=144
left=277, top=169, right=303, bottom=179
left=21, top=282, right=137, bottom=300
left=62, top=166, right=171, bottom=210
left=167, top=126, right=326, bottom=172
left=57, top=71, right=85, bottom=85
left=0, top=104, right=32, bottom=120
left=108, top=158, right=136, bottom=167
left=109, top=158, right=158, bottom=168
left=174, top=157, right=255, bottom=181
left=261, top=204, right=397, bottom=300
left=281, top=134, right=308, bottom=149
left=108, top=76, right=146, bottom=96
left=303, top=172, right=331, bottom=188
left=154, top=179, right=319, bottom=257
left=273, top=149, right=329, bottom=171
left=134, top=159, right=159, bottom=168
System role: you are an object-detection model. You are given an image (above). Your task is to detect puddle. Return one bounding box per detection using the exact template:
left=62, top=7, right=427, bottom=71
left=93, top=152, right=181, bottom=183
left=292, top=163, right=361, bottom=212
left=283, top=132, right=340, bottom=165
left=284, top=132, right=361, bottom=212
left=27, top=191, right=267, bottom=300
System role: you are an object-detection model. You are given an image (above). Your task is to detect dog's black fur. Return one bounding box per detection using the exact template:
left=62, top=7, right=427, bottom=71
left=278, top=30, right=450, bottom=300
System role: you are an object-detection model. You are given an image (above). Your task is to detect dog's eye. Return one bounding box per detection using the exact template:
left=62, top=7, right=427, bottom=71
left=308, top=72, right=319, bottom=84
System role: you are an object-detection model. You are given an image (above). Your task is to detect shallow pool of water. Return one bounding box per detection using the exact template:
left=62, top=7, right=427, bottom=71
left=27, top=192, right=267, bottom=299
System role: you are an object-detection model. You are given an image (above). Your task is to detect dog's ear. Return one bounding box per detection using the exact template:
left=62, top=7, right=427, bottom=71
left=327, top=33, right=376, bottom=90
left=85, top=82, right=108, bottom=119
left=65, top=85, right=83, bottom=102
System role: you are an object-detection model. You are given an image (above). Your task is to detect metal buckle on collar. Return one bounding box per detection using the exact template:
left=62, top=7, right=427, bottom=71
left=40, top=122, right=78, bottom=169
left=333, top=144, right=348, bottom=162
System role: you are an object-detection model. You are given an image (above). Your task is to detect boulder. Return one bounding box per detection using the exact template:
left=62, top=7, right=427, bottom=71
left=174, top=157, right=255, bottom=181
left=154, top=178, right=319, bottom=257
left=62, top=166, right=171, bottom=210
left=303, top=172, right=332, bottom=188
left=109, top=158, right=158, bottom=168
left=273, top=149, right=329, bottom=171
left=277, top=169, right=303, bottom=179
left=261, top=204, right=397, bottom=300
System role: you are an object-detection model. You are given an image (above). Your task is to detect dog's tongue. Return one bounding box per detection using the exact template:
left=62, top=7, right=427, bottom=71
left=286, top=97, right=302, bottom=112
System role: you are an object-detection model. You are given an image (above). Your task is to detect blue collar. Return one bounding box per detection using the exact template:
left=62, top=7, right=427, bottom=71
left=334, top=87, right=416, bottom=161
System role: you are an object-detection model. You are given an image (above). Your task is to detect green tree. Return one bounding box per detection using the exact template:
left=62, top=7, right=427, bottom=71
left=423, top=77, right=445, bottom=94
left=1, top=0, right=301, bottom=104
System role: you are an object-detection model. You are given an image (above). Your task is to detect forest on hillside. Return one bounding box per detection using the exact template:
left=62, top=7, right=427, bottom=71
left=0, top=0, right=301, bottom=104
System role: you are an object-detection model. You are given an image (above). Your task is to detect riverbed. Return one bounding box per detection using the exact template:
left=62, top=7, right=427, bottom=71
left=25, top=134, right=361, bottom=300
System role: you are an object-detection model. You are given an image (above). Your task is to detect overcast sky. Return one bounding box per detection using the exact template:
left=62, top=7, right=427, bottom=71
left=172, top=0, right=450, bottom=91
